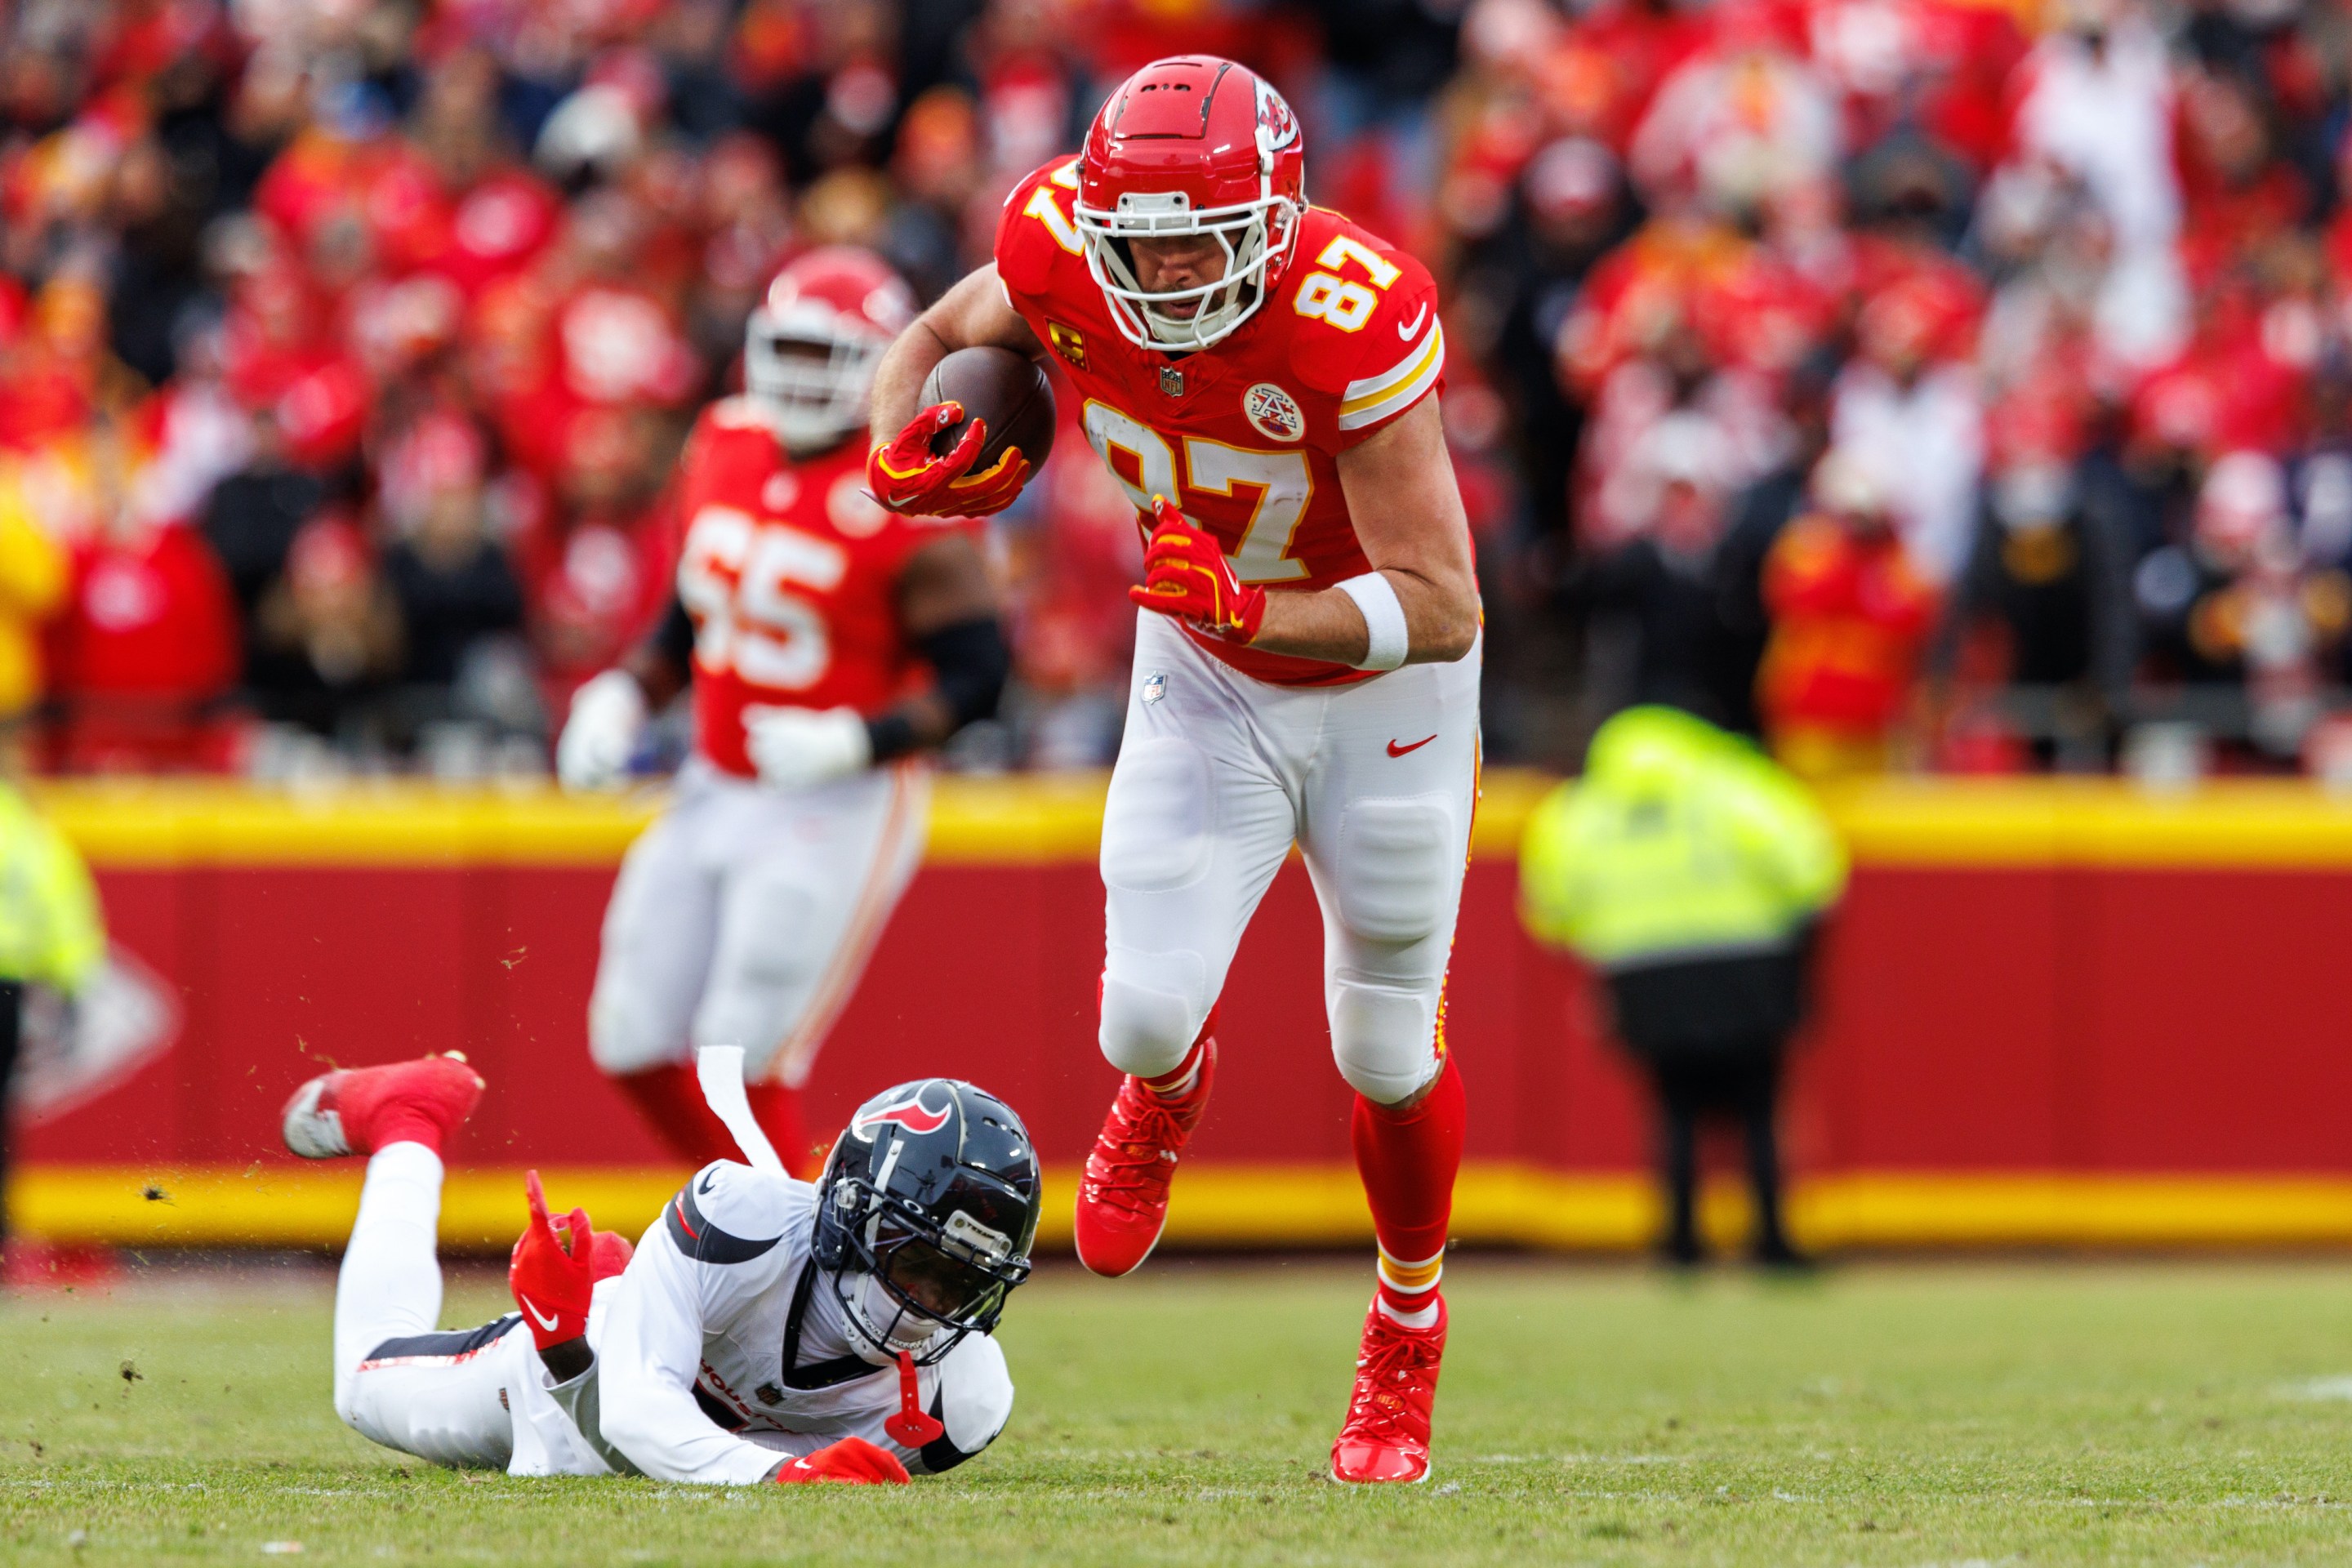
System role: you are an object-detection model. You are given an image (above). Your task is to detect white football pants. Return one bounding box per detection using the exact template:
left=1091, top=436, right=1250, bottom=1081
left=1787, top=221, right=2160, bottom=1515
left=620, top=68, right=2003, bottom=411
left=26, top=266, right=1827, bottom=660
left=332, top=1143, right=532, bottom=1470
left=1098, top=612, right=1481, bottom=1105
left=589, top=759, right=929, bottom=1085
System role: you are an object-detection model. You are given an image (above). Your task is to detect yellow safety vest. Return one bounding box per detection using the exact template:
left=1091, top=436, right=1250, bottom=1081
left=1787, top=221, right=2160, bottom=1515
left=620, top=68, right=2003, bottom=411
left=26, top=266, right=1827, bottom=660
left=0, top=784, right=101, bottom=991
left=1518, top=706, right=1847, bottom=969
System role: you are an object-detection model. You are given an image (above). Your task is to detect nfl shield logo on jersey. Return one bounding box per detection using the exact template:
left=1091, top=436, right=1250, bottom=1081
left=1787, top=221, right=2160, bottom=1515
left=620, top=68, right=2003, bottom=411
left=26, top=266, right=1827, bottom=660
left=1142, top=672, right=1167, bottom=706
left=1244, top=383, right=1305, bottom=443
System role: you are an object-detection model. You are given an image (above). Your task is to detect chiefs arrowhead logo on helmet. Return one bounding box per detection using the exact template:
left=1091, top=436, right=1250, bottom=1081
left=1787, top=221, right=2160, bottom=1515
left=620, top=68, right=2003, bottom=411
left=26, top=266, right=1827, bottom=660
left=1073, top=56, right=1307, bottom=353
left=851, top=1085, right=952, bottom=1137
left=1254, top=75, right=1299, bottom=162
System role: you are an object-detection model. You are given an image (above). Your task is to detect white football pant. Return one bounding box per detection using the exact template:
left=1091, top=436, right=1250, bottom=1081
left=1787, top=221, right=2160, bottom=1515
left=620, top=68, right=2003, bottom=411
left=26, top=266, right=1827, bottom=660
left=1098, top=612, right=1481, bottom=1105
left=589, top=759, right=929, bottom=1085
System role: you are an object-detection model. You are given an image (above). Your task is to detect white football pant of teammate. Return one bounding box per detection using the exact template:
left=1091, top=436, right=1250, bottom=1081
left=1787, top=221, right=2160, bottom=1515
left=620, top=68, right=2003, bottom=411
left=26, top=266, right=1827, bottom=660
left=588, top=756, right=928, bottom=1098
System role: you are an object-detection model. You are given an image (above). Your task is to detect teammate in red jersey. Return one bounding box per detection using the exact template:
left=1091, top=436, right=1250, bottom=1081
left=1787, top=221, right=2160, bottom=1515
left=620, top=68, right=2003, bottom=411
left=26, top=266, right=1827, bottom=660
left=868, top=56, right=1481, bottom=1485
left=556, top=247, right=1009, bottom=1176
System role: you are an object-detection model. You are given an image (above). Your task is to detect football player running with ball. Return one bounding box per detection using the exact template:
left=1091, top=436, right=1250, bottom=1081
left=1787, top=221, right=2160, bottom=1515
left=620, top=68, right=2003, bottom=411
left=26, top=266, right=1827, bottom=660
left=557, top=247, right=1011, bottom=1176
left=869, top=56, right=1480, bottom=1484
left=281, top=1053, right=1038, bottom=1483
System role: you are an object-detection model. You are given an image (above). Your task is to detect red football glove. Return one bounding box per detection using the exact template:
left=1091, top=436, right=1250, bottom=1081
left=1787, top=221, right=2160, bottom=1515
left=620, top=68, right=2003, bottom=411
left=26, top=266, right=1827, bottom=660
left=771, top=1437, right=911, bottom=1486
left=1128, top=495, right=1266, bottom=643
left=867, top=402, right=1031, bottom=518
left=509, top=1170, right=598, bottom=1352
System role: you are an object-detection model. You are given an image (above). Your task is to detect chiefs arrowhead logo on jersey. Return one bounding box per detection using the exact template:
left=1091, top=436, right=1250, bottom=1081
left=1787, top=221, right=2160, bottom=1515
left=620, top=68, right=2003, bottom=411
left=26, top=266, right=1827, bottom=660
left=1244, top=382, right=1305, bottom=443
left=853, top=1085, right=952, bottom=1138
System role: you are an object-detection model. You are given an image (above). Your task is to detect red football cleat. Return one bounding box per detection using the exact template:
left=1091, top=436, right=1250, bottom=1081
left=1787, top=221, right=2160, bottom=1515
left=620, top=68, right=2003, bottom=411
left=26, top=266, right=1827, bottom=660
left=280, top=1052, right=485, bottom=1159
left=1072, top=1040, right=1216, bottom=1277
left=1330, top=1293, right=1447, bottom=1484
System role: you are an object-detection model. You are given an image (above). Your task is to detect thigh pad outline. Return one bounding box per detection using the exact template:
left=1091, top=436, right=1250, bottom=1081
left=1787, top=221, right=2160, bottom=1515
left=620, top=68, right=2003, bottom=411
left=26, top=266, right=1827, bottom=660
left=1101, top=738, right=1214, bottom=893
left=1329, top=795, right=1456, bottom=946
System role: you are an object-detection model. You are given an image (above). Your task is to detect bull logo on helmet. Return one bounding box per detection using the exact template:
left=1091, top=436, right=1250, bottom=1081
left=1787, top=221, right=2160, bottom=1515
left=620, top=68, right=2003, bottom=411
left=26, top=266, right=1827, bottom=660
left=853, top=1085, right=952, bottom=1137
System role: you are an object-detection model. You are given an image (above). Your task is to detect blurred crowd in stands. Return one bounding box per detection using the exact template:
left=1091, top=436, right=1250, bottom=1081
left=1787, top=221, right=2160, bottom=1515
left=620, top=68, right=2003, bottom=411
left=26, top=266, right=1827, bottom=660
left=7, top=0, right=2352, bottom=779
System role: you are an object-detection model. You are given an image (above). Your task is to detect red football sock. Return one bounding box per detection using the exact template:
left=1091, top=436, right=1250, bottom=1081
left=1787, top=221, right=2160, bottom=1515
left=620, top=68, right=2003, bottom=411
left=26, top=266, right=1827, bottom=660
left=1139, top=1007, right=1218, bottom=1102
left=1352, top=1054, right=1465, bottom=1322
left=746, top=1080, right=819, bottom=1179
left=609, top=1062, right=741, bottom=1167
left=371, top=1106, right=451, bottom=1157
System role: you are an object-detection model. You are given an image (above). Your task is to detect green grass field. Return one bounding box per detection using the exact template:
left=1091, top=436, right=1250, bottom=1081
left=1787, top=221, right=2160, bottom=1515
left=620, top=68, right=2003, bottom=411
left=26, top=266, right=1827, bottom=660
left=6, top=1256, right=2352, bottom=1565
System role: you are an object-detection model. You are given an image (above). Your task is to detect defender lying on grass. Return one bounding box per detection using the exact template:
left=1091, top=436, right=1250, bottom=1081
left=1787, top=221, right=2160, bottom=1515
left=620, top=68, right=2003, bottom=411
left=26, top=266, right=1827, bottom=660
left=279, top=1053, right=1040, bottom=1486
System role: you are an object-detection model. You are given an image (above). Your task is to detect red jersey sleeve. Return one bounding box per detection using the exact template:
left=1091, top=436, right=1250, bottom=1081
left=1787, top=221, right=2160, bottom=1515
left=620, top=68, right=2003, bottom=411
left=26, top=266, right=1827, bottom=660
left=1285, top=221, right=1446, bottom=450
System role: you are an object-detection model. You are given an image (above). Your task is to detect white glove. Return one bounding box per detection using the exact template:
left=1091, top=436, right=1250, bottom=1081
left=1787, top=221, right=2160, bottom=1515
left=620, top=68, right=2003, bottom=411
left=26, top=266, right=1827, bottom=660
left=744, top=705, right=872, bottom=791
left=556, top=669, right=648, bottom=791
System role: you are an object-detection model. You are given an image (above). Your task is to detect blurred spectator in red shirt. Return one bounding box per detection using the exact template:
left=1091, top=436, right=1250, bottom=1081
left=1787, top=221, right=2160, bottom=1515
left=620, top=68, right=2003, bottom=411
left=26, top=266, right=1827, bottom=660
left=1758, top=448, right=1940, bottom=775
left=44, top=428, right=241, bottom=772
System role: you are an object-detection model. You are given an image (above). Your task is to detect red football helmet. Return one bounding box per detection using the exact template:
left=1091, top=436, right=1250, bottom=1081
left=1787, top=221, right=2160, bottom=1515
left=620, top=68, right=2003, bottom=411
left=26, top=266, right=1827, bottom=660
left=744, top=247, right=916, bottom=452
left=1073, top=56, right=1307, bottom=352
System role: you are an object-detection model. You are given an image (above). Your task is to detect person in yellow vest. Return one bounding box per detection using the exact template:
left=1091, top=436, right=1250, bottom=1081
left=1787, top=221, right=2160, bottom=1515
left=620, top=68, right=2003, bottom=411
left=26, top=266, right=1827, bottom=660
left=1519, top=705, right=1846, bottom=1267
left=0, top=783, right=104, bottom=1261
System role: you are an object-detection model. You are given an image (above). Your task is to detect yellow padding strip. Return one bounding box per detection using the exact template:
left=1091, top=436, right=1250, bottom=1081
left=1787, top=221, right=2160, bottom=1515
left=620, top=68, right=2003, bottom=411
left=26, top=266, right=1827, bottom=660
left=32, top=773, right=2352, bottom=870
left=21, top=1163, right=2352, bottom=1252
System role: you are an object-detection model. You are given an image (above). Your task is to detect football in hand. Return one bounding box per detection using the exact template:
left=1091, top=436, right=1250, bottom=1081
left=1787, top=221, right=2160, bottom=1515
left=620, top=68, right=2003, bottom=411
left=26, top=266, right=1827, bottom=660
left=920, top=347, right=1056, bottom=475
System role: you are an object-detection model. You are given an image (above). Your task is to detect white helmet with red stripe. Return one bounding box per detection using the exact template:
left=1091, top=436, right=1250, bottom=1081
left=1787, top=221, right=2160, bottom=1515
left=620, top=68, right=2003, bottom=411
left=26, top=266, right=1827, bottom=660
left=744, top=247, right=917, bottom=452
left=1073, top=56, right=1307, bottom=352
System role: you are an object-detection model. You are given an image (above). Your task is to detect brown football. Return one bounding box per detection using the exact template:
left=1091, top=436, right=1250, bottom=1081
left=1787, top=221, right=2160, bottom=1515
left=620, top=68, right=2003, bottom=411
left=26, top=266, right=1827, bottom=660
left=921, top=347, right=1057, bottom=475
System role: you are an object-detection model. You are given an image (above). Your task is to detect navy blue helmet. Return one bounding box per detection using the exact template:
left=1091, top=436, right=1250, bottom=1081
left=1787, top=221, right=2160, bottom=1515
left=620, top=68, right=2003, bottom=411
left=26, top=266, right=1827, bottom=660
left=812, top=1079, right=1040, bottom=1364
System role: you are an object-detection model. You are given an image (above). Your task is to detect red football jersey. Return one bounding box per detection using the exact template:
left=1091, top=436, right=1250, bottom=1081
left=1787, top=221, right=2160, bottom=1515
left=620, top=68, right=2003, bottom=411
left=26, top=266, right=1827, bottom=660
left=996, top=158, right=1447, bottom=687
left=671, top=399, right=949, bottom=777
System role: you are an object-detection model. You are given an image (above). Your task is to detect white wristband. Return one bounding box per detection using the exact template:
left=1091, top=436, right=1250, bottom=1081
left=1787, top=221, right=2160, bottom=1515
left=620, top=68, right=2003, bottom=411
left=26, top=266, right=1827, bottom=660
left=1335, top=572, right=1409, bottom=671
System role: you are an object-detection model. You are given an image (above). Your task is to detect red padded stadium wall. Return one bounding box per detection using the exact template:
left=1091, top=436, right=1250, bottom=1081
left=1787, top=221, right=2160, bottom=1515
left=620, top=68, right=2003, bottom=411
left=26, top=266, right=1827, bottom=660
left=23, top=856, right=2352, bottom=1182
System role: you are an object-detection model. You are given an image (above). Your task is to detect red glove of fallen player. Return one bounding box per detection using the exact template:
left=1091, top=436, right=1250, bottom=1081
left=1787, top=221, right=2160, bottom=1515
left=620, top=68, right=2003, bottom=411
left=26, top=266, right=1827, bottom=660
left=771, top=1436, right=911, bottom=1486
left=509, top=1169, right=605, bottom=1352
left=1128, top=495, right=1266, bottom=644
left=866, top=402, right=1031, bottom=518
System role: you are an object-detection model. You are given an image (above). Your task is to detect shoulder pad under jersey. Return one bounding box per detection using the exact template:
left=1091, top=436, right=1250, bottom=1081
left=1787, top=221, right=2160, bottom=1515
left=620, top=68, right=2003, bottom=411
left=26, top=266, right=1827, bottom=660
left=994, top=158, right=1084, bottom=301
left=1281, top=212, right=1444, bottom=440
left=664, top=1160, right=796, bottom=1266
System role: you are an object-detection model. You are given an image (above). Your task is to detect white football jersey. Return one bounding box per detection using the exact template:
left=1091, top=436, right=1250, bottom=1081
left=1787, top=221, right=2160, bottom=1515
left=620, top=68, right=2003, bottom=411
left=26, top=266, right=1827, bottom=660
left=514, top=1160, right=1013, bottom=1482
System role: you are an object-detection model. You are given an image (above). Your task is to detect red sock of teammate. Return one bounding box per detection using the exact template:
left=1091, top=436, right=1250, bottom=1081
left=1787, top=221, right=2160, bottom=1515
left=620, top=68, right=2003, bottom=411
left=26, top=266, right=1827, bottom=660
left=610, top=1062, right=741, bottom=1167
left=1351, top=1054, right=1466, bottom=1326
left=746, top=1080, right=817, bottom=1179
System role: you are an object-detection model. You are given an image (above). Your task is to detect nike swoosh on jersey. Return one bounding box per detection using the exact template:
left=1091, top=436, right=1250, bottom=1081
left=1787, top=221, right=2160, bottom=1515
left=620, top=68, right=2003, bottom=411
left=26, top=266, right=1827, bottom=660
left=521, top=1295, right=562, bottom=1332
left=1387, top=735, right=1437, bottom=757
left=1396, top=304, right=1428, bottom=341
